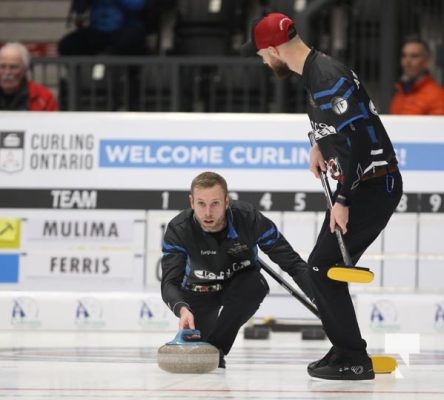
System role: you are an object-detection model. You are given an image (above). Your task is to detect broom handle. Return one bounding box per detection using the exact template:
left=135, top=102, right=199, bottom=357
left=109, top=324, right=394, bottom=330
left=308, top=131, right=353, bottom=266
left=258, top=258, right=319, bottom=318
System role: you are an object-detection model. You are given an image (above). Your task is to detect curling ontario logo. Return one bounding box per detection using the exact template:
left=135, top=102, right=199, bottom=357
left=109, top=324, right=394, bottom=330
left=0, top=131, right=25, bottom=173
left=434, top=302, right=444, bottom=332
left=75, top=297, right=105, bottom=328
left=139, top=300, right=169, bottom=329
left=369, top=299, right=400, bottom=332
left=11, top=297, right=41, bottom=328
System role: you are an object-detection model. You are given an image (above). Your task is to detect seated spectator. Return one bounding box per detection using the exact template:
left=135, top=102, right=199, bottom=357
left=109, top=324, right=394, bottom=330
left=58, top=0, right=148, bottom=56
left=390, top=36, right=444, bottom=115
left=0, top=42, right=59, bottom=111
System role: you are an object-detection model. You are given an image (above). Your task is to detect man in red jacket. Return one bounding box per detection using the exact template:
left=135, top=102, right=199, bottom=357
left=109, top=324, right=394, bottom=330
left=390, top=37, right=444, bottom=115
left=0, top=42, right=59, bottom=111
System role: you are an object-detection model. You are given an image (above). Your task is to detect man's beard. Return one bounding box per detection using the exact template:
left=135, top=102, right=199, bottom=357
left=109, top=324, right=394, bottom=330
left=269, top=61, right=293, bottom=79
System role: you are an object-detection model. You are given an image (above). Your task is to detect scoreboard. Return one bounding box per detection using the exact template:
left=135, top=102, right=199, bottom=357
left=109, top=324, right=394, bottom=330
left=1, top=189, right=443, bottom=213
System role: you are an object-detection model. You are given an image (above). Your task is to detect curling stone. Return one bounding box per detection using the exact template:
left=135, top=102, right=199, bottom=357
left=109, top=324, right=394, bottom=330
left=301, top=326, right=326, bottom=340
left=243, top=325, right=270, bottom=339
left=157, top=329, right=219, bottom=373
left=243, top=316, right=273, bottom=340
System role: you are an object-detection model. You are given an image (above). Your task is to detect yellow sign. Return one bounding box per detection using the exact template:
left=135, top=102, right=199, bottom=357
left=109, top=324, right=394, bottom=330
left=0, top=218, right=21, bottom=249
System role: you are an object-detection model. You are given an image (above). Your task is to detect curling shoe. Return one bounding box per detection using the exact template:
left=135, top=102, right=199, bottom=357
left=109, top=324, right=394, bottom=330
left=308, top=346, right=337, bottom=372
left=308, top=348, right=375, bottom=380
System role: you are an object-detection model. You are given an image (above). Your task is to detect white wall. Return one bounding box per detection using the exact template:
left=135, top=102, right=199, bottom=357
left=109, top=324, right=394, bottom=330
left=1, top=112, right=444, bottom=330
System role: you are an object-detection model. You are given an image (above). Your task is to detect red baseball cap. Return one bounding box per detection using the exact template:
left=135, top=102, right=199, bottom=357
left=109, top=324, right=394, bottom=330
left=240, top=13, right=297, bottom=57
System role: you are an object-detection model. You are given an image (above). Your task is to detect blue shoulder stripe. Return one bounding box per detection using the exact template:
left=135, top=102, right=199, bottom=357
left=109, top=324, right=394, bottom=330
left=313, top=77, right=347, bottom=99
left=337, top=115, right=363, bottom=132
left=319, top=85, right=356, bottom=110
left=358, top=101, right=369, bottom=119
left=366, top=125, right=377, bottom=143
left=181, top=261, right=192, bottom=289
left=162, top=241, right=187, bottom=255
left=258, top=226, right=280, bottom=247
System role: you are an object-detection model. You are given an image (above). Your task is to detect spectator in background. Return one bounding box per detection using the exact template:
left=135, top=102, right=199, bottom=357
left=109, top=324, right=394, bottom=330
left=58, top=0, right=148, bottom=56
left=0, top=42, right=59, bottom=111
left=390, top=36, right=444, bottom=115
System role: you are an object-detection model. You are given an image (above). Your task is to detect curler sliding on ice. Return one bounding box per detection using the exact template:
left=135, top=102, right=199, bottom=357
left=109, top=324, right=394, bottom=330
left=308, top=131, right=374, bottom=284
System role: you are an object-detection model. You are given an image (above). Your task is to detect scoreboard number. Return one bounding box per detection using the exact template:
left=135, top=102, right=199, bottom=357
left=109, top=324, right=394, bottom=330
left=229, top=191, right=239, bottom=200
left=396, top=193, right=408, bottom=213
left=161, top=191, right=169, bottom=209
left=294, top=192, right=307, bottom=211
left=259, top=192, right=272, bottom=211
left=429, top=193, right=442, bottom=212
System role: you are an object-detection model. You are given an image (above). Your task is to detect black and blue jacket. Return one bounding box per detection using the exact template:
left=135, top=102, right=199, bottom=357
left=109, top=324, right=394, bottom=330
left=302, top=49, right=397, bottom=202
left=161, top=200, right=309, bottom=316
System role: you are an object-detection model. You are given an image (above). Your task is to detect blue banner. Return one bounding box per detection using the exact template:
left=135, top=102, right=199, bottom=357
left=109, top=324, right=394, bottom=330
left=393, top=143, right=444, bottom=170
left=0, top=254, right=19, bottom=283
left=99, top=140, right=310, bottom=169
left=99, top=139, right=444, bottom=171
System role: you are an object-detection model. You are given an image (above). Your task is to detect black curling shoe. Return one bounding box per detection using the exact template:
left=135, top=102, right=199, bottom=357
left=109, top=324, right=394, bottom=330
left=308, top=347, right=375, bottom=380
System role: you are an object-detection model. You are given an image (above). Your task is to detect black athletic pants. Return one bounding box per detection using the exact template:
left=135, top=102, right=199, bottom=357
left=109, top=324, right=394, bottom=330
left=307, top=170, right=403, bottom=354
left=182, top=268, right=269, bottom=355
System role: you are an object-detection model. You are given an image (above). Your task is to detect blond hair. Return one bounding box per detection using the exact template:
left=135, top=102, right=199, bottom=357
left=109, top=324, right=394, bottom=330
left=191, top=171, right=228, bottom=196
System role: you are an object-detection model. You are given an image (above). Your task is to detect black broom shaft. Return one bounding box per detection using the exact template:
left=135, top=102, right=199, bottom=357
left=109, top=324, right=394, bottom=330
left=319, top=171, right=354, bottom=266
left=258, top=258, right=320, bottom=318
left=308, top=131, right=353, bottom=266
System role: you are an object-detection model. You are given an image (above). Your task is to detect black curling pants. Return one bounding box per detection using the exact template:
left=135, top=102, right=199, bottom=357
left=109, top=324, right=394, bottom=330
left=182, top=268, right=269, bottom=355
left=308, top=170, right=403, bottom=354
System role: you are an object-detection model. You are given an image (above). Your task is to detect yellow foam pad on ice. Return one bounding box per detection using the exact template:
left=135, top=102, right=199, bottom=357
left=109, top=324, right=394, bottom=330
left=371, top=355, right=397, bottom=374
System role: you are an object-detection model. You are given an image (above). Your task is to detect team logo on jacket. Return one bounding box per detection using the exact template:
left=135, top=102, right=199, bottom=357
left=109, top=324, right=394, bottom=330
left=194, top=260, right=251, bottom=280
left=194, top=270, right=225, bottom=280
left=201, top=250, right=216, bottom=255
left=351, top=70, right=361, bottom=89
left=311, top=122, right=337, bottom=139
left=327, top=157, right=344, bottom=182
left=0, top=131, right=25, bottom=173
left=369, top=100, right=378, bottom=115
left=331, top=96, right=348, bottom=115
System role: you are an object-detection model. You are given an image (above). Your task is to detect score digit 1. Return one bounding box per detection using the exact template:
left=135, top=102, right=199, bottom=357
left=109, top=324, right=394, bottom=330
left=161, top=191, right=169, bottom=209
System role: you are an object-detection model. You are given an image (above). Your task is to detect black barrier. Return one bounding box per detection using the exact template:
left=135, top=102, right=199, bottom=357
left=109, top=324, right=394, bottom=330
left=31, top=56, right=307, bottom=113
left=0, top=189, right=438, bottom=213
